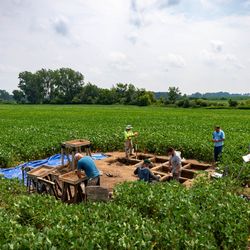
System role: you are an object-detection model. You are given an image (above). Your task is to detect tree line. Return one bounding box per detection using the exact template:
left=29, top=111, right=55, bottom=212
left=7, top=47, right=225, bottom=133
left=12, top=68, right=155, bottom=106
left=2, top=67, right=249, bottom=108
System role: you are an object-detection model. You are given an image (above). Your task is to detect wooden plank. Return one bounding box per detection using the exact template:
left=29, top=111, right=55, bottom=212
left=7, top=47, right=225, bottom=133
left=160, top=175, right=171, bottom=182
left=37, top=177, right=55, bottom=186
left=152, top=170, right=168, bottom=176
left=62, top=139, right=91, bottom=148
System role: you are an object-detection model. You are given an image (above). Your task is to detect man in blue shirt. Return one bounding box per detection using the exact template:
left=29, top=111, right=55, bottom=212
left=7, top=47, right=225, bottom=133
left=134, top=159, right=160, bottom=182
left=75, top=154, right=100, bottom=186
left=212, top=126, right=225, bottom=162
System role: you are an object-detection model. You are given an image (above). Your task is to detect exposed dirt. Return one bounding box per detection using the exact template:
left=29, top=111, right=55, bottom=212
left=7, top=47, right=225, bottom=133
left=93, top=152, right=214, bottom=191
left=95, top=152, right=138, bottom=191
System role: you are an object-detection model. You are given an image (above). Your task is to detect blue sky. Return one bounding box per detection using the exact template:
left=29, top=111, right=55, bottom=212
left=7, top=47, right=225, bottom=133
left=0, top=0, right=249, bottom=94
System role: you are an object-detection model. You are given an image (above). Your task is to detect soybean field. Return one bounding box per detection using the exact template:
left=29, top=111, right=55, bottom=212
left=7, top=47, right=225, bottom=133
left=0, top=104, right=249, bottom=167
left=0, top=104, right=250, bottom=249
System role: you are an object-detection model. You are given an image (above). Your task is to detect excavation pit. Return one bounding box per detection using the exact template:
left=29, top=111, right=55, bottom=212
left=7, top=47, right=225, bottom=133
left=27, top=151, right=214, bottom=200
left=183, top=163, right=211, bottom=171
left=150, top=156, right=169, bottom=164
left=116, top=157, right=141, bottom=166
left=181, top=169, right=196, bottom=179
left=151, top=165, right=170, bottom=173
left=179, top=177, right=188, bottom=184
left=131, top=154, right=154, bottom=160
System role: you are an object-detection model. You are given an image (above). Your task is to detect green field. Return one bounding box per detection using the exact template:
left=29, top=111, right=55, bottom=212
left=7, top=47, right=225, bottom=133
left=0, top=104, right=250, bottom=249
left=0, top=104, right=249, bottom=167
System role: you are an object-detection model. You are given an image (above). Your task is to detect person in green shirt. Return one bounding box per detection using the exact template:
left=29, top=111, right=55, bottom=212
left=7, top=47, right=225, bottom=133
left=124, top=125, right=138, bottom=158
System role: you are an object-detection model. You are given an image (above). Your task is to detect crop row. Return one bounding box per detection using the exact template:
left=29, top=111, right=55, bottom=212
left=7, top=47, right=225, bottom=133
left=0, top=105, right=249, bottom=169
left=0, top=177, right=249, bottom=249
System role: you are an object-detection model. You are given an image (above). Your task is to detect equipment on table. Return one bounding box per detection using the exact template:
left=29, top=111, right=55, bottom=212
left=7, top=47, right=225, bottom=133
left=61, top=139, right=91, bottom=170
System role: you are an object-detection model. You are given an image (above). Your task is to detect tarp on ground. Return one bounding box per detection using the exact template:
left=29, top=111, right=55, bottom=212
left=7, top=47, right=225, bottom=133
left=0, top=153, right=108, bottom=181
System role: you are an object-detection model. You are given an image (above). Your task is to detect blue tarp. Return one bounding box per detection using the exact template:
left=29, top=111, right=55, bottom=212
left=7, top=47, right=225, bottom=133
left=0, top=153, right=108, bottom=181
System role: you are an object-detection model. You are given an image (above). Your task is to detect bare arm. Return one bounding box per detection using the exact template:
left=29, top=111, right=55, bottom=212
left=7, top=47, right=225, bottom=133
left=212, top=138, right=225, bottom=142
left=77, top=169, right=82, bottom=178
left=149, top=170, right=159, bottom=180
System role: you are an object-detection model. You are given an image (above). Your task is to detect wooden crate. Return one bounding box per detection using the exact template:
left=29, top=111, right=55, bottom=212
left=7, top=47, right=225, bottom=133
left=86, top=186, right=109, bottom=202
left=62, top=139, right=91, bottom=148
left=27, top=165, right=54, bottom=178
left=59, top=171, right=87, bottom=185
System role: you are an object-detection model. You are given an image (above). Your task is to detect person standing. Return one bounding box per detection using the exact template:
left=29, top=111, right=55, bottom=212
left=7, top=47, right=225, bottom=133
left=124, top=125, right=138, bottom=158
left=167, top=147, right=182, bottom=181
left=212, top=125, right=225, bottom=162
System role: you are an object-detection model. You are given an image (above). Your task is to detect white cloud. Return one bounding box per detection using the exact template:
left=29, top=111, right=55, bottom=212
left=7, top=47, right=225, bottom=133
left=200, top=0, right=232, bottom=9
left=201, top=50, right=245, bottom=70
left=52, top=16, right=70, bottom=36
left=0, top=0, right=249, bottom=94
left=210, top=40, right=224, bottom=53
left=126, top=31, right=139, bottom=44
left=0, top=65, right=20, bottom=73
left=201, top=50, right=217, bottom=65
left=224, top=54, right=245, bottom=69
left=109, top=52, right=135, bottom=71
left=159, top=54, right=186, bottom=69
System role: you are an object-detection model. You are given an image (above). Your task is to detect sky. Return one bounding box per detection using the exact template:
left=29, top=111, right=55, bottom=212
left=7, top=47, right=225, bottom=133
left=0, top=0, right=250, bottom=94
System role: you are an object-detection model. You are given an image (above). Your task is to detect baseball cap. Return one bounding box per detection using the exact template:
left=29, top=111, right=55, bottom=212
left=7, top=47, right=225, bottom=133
left=144, top=159, right=151, bottom=164
left=126, top=125, right=133, bottom=130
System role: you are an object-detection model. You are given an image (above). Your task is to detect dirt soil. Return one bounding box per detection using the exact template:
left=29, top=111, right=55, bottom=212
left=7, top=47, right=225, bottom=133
left=95, top=152, right=139, bottom=191
left=94, top=152, right=214, bottom=191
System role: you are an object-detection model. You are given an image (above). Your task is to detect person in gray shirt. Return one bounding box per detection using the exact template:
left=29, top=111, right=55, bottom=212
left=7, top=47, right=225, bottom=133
left=167, top=147, right=182, bottom=181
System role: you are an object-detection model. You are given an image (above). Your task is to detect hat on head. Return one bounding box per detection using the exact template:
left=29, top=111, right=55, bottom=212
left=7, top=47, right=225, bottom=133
left=126, top=125, right=133, bottom=130
left=144, top=159, right=151, bottom=164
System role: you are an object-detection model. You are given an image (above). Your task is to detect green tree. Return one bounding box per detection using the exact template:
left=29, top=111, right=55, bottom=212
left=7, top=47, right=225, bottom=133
left=18, top=71, right=45, bottom=104
left=0, top=90, right=12, bottom=101
left=36, top=69, right=56, bottom=103
left=97, top=88, right=117, bottom=104
left=135, top=89, right=155, bottom=106
left=53, top=68, right=84, bottom=103
left=228, top=99, right=238, bottom=107
left=12, top=90, right=25, bottom=103
left=78, top=83, right=99, bottom=104
left=167, top=86, right=181, bottom=104
left=136, top=93, right=151, bottom=106
left=114, top=83, right=128, bottom=104
left=124, top=84, right=137, bottom=104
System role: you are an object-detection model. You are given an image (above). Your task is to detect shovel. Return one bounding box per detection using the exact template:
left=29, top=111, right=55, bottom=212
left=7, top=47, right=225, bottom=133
left=134, top=138, right=138, bottom=159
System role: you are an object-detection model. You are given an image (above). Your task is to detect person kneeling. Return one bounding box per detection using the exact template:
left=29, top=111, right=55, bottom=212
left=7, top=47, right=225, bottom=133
left=134, top=159, right=160, bottom=183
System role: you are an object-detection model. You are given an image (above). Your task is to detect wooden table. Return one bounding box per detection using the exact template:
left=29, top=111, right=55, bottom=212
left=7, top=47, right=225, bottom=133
left=48, top=165, right=71, bottom=198
left=61, top=139, right=92, bottom=170
left=59, top=171, right=88, bottom=203
left=27, top=165, right=54, bottom=193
